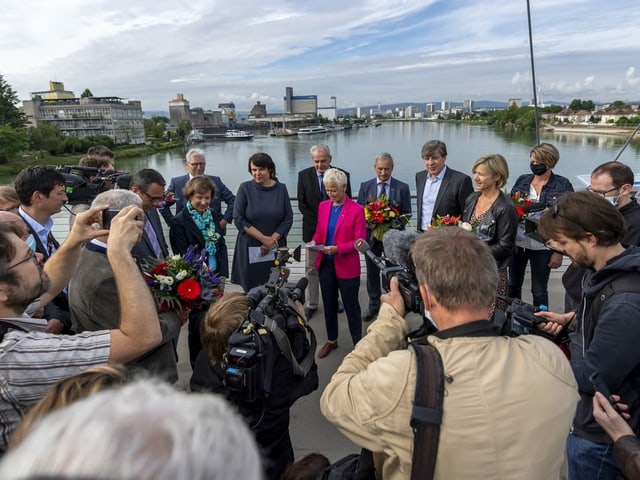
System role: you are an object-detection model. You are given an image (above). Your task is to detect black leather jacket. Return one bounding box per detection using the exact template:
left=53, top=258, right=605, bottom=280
left=463, top=191, right=519, bottom=269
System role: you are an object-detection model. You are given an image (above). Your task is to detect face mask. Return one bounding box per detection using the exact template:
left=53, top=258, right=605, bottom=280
left=26, top=234, right=37, bottom=251
left=530, top=163, right=548, bottom=176
left=606, top=195, right=620, bottom=207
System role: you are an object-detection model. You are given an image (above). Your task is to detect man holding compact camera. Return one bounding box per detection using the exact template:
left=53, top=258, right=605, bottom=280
left=321, top=227, right=578, bottom=479
left=69, top=189, right=181, bottom=382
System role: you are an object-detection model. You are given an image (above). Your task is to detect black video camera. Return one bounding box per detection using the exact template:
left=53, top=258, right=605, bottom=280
left=493, top=296, right=569, bottom=345
left=56, top=165, right=128, bottom=205
left=355, top=239, right=423, bottom=316
left=223, top=245, right=317, bottom=402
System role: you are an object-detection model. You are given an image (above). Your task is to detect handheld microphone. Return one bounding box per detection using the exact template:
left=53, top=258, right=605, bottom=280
left=354, top=238, right=387, bottom=271
left=382, top=230, right=420, bottom=268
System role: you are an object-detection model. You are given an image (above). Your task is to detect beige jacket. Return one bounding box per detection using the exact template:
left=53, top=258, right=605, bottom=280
left=321, top=304, right=579, bottom=479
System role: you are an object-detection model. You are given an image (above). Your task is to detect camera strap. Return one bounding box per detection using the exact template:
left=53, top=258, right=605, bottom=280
left=409, top=341, right=445, bottom=480
left=263, top=314, right=317, bottom=377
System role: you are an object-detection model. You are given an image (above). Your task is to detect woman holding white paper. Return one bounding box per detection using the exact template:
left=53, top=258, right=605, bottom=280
left=231, top=153, right=293, bottom=292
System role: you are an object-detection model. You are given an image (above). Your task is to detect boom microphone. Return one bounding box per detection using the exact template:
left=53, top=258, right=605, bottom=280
left=289, top=277, right=308, bottom=303
left=382, top=229, right=420, bottom=268
left=354, top=238, right=387, bottom=271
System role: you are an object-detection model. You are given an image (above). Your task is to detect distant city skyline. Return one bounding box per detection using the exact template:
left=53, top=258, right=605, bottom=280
left=2, top=0, right=639, bottom=112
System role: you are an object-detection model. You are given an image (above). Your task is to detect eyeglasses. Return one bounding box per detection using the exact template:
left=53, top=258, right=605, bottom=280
left=586, top=186, right=619, bottom=197
left=188, top=162, right=206, bottom=167
left=141, top=191, right=166, bottom=202
left=8, top=249, right=39, bottom=270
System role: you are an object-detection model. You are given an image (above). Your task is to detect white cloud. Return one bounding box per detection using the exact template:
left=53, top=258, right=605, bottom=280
left=2, top=0, right=640, bottom=111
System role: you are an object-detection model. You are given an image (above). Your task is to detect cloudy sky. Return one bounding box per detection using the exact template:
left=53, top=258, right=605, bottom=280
left=2, top=0, right=639, bottom=113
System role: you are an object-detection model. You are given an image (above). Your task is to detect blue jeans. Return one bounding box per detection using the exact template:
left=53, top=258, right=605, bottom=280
left=567, top=433, right=620, bottom=480
left=318, top=260, right=361, bottom=345
left=508, top=247, right=553, bottom=307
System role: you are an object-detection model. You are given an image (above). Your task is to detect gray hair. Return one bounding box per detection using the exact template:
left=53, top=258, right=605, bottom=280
left=323, top=168, right=347, bottom=188
left=411, top=228, right=497, bottom=311
left=0, top=380, right=262, bottom=480
left=374, top=152, right=394, bottom=166
left=310, top=144, right=331, bottom=156
left=91, top=189, right=142, bottom=209
left=186, top=148, right=206, bottom=163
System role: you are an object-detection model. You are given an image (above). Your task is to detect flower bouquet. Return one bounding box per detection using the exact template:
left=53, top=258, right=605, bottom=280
left=510, top=191, right=534, bottom=220
left=429, top=214, right=474, bottom=232
left=364, top=195, right=411, bottom=241
left=142, top=246, right=224, bottom=312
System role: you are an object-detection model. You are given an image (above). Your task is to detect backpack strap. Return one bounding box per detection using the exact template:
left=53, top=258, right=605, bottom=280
left=409, top=342, right=445, bottom=480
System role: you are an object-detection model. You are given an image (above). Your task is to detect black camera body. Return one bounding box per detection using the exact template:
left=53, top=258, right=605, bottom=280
left=493, top=297, right=568, bottom=345
left=379, top=264, right=423, bottom=315
left=56, top=165, right=128, bottom=205
left=223, top=246, right=316, bottom=403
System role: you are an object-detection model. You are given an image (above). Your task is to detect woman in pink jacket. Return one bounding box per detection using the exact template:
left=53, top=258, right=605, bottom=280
left=309, top=168, right=366, bottom=358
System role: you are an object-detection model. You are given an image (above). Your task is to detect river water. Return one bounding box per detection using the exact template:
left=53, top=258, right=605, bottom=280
left=10, top=122, right=640, bottom=192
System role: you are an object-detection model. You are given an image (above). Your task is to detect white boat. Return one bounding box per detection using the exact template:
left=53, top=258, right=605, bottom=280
left=187, top=129, right=204, bottom=143
left=297, top=126, right=328, bottom=135
left=224, top=129, right=254, bottom=140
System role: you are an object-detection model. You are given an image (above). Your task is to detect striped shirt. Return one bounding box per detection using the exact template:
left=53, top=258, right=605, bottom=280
left=0, top=329, right=111, bottom=450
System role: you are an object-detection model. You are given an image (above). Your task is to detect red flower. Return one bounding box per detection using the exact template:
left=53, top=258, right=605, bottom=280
left=177, top=279, right=201, bottom=301
left=515, top=206, right=525, bottom=219
left=150, top=262, right=168, bottom=275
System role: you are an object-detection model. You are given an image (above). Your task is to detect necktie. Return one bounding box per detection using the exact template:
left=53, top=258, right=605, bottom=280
left=143, top=216, right=162, bottom=256
left=378, top=182, right=387, bottom=199
left=319, top=174, right=328, bottom=200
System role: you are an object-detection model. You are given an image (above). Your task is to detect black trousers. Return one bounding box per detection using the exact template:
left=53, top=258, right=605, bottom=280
left=364, top=237, right=384, bottom=311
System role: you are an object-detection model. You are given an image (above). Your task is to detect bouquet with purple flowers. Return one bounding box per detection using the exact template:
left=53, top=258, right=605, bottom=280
left=142, top=246, right=224, bottom=312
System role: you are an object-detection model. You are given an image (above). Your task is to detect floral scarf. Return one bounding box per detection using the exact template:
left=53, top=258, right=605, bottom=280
left=186, top=202, right=221, bottom=272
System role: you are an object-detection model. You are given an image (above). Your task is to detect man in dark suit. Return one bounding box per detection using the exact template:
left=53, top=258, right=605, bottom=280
left=14, top=166, right=72, bottom=334
left=297, top=144, right=351, bottom=318
left=160, top=148, right=235, bottom=273
left=415, top=140, right=473, bottom=232
left=357, top=153, right=411, bottom=322
left=129, top=169, right=170, bottom=263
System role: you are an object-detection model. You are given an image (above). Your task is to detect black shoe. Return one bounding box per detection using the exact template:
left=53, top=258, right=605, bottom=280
left=338, top=300, right=344, bottom=313
left=362, top=309, right=378, bottom=322
left=304, top=307, right=317, bottom=320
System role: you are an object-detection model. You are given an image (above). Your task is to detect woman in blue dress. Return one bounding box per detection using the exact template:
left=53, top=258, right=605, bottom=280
left=231, top=153, right=293, bottom=291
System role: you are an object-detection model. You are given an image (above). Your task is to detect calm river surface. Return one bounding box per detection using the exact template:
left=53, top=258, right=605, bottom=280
left=13, top=122, right=640, bottom=193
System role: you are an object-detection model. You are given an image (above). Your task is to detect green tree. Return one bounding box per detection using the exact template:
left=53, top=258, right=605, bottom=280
left=0, top=74, right=26, bottom=128
left=0, top=124, right=29, bottom=163
left=177, top=119, right=192, bottom=140
left=80, top=88, right=93, bottom=98
left=568, top=99, right=595, bottom=111
left=29, top=122, right=63, bottom=156
left=144, top=116, right=168, bottom=139
left=607, top=100, right=630, bottom=110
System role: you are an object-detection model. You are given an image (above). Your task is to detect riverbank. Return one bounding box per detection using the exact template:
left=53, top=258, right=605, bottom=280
left=0, top=141, right=182, bottom=178
left=548, top=125, right=636, bottom=137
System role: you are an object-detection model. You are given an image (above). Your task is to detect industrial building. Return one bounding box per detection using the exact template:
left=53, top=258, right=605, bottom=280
left=22, top=81, right=145, bottom=144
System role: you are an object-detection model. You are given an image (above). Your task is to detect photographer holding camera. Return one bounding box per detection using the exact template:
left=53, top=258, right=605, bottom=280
left=321, top=227, right=578, bottom=479
left=191, top=291, right=318, bottom=480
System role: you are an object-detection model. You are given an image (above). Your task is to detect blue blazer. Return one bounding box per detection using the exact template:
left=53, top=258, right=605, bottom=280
left=160, top=174, right=235, bottom=231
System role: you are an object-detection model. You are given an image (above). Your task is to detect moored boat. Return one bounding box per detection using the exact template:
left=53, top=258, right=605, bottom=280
left=297, top=126, right=328, bottom=135
left=224, top=129, right=254, bottom=140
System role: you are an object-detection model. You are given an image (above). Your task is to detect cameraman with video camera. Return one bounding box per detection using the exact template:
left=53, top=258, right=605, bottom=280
left=191, top=287, right=318, bottom=480
left=321, top=227, right=578, bottom=479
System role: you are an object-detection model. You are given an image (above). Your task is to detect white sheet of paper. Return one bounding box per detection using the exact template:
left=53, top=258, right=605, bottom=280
left=305, top=243, right=326, bottom=251
left=248, top=246, right=276, bottom=264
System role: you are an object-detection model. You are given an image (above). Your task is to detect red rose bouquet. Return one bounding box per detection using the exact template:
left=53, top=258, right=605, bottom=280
left=511, top=191, right=534, bottom=220
left=142, top=246, right=224, bottom=312
left=364, top=194, right=411, bottom=241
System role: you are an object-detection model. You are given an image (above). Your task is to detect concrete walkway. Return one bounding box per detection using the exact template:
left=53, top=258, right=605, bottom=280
left=175, top=268, right=569, bottom=463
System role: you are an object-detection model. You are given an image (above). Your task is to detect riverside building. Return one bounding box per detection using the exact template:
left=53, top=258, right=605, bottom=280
left=22, top=81, right=145, bottom=144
